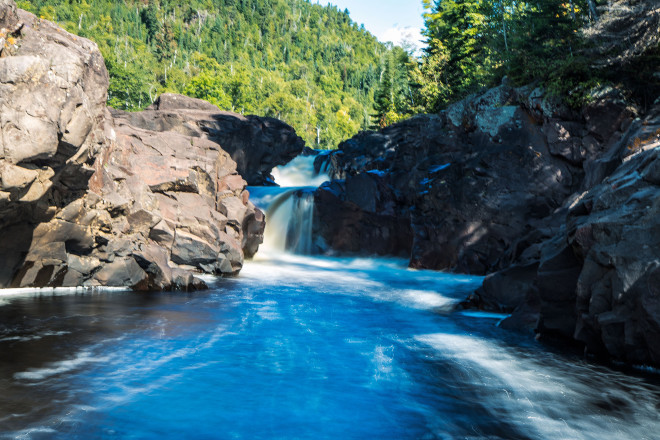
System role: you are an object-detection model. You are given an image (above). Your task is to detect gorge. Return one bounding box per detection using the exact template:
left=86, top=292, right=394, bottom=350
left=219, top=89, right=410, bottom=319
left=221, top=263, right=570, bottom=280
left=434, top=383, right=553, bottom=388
left=3, top=154, right=660, bottom=440
left=1, top=0, right=660, bottom=438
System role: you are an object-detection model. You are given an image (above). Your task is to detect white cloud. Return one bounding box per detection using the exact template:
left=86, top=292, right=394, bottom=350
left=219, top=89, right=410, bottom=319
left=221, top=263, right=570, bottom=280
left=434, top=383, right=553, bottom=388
left=377, top=26, right=425, bottom=54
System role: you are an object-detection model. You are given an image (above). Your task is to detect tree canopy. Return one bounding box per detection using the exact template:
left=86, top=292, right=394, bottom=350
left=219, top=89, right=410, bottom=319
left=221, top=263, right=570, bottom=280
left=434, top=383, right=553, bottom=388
left=19, top=0, right=404, bottom=148
left=406, top=0, right=656, bottom=114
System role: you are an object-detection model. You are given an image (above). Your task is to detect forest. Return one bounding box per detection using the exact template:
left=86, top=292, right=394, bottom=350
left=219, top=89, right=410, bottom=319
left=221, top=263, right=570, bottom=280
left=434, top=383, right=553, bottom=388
left=393, top=0, right=658, bottom=117
left=19, top=0, right=659, bottom=147
left=18, top=0, right=400, bottom=148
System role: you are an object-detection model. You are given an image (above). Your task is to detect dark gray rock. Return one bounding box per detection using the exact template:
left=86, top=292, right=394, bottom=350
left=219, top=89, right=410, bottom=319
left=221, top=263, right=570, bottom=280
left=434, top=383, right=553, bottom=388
left=314, top=84, right=634, bottom=274
left=480, top=102, right=660, bottom=365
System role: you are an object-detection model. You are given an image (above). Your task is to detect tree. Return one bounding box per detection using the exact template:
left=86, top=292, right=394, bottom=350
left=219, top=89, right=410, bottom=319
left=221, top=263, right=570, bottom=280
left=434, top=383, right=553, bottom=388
left=140, top=3, right=160, bottom=43
left=374, top=45, right=415, bottom=127
left=184, top=72, right=232, bottom=109
left=422, top=0, right=493, bottom=104
left=156, top=22, right=177, bottom=62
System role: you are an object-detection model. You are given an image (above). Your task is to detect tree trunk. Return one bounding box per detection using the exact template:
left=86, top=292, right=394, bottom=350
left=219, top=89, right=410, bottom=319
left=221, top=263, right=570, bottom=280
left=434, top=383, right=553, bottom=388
left=587, top=0, right=599, bottom=21
left=502, top=2, right=509, bottom=53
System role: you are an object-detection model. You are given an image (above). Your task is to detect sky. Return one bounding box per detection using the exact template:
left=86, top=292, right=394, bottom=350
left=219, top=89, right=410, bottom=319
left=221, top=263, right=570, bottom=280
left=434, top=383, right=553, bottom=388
left=315, top=0, right=426, bottom=52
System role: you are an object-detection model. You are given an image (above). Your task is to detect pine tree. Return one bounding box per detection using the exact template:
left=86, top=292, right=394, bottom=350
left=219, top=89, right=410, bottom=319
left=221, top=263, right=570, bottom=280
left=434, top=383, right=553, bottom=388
left=422, top=0, right=493, bottom=104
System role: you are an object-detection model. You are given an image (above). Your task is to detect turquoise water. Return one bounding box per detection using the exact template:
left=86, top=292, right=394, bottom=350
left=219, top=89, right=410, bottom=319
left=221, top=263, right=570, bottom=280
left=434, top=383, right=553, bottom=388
left=1, top=254, right=660, bottom=439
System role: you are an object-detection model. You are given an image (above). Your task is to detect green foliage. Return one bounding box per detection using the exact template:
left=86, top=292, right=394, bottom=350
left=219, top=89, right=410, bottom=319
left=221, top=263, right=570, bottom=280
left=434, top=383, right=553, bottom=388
left=21, top=0, right=392, bottom=149
left=373, top=45, right=416, bottom=128
left=422, top=0, right=494, bottom=106
left=546, top=56, right=603, bottom=109
left=409, top=0, right=608, bottom=112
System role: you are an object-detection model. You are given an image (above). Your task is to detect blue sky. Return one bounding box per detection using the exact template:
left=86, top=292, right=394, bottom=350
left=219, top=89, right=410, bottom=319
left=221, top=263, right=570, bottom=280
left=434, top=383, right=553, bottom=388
left=315, top=0, right=426, bottom=51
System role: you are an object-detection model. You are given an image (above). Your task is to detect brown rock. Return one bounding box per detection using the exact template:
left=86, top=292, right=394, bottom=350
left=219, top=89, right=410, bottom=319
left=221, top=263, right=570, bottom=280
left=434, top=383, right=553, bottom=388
left=111, top=94, right=305, bottom=185
left=0, top=0, right=18, bottom=29
left=0, top=2, right=272, bottom=291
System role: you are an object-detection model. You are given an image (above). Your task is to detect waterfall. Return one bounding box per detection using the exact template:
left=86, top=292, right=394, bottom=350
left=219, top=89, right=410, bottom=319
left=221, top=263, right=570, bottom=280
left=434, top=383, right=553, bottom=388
left=270, top=155, right=329, bottom=187
left=248, top=153, right=329, bottom=256
left=261, top=189, right=315, bottom=254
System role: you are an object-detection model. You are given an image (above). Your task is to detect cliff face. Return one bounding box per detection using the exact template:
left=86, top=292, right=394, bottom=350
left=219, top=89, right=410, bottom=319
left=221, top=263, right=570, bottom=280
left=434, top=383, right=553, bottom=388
left=0, top=3, right=109, bottom=286
left=493, top=103, right=660, bottom=366
left=0, top=1, right=306, bottom=290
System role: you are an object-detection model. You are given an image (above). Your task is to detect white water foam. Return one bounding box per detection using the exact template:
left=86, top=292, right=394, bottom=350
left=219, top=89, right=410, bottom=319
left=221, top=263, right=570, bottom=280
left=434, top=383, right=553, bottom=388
left=242, top=255, right=476, bottom=313
left=14, top=350, right=111, bottom=381
left=11, top=427, right=58, bottom=440
left=0, top=331, right=71, bottom=343
left=271, top=155, right=329, bottom=187
left=416, top=333, right=660, bottom=440
left=0, top=286, right=130, bottom=307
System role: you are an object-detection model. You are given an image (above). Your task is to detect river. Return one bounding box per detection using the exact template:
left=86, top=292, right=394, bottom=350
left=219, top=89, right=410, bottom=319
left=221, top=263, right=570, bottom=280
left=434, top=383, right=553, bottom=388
left=1, top=156, right=659, bottom=439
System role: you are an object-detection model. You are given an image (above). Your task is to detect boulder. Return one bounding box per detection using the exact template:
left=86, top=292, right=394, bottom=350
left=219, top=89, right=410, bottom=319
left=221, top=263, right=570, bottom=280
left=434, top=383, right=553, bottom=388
left=0, top=0, right=108, bottom=286
left=112, top=93, right=305, bottom=185
left=72, top=112, right=266, bottom=288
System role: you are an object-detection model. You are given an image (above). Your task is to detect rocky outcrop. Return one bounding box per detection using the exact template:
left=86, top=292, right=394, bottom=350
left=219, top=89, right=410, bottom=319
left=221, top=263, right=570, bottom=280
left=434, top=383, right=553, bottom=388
left=314, top=83, right=636, bottom=274
left=118, top=93, right=306, bottom=186
left=16, top=108, right=266, bottom=290
left=0, top=4, right=109, bottom=287
left=477, top=102, right=660, bottom=365
left=0, top=1, right=311, bottom=290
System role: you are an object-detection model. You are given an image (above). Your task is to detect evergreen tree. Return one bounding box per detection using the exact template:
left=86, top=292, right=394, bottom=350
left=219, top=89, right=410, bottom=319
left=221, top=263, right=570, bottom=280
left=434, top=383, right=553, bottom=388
left=19, top=0, right=395, bottom=149
left=422, top=0, right=493, bottom=105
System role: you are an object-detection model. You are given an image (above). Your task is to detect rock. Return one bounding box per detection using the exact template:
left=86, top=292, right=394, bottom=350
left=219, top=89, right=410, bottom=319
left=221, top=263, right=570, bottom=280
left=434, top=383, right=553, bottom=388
left=0, top=2, right=272, bottom=291
left=94, top=258, right=149, bottom=291
left=475, top=101, right=660, bottom=365
left=314, top=83, right=637, bottom=278
left=475, top=263, right=540, bottom=313
left=314, top=86, right=602, bottom=274
left=78, top=110, right=266, bottom=288
left=148, top=93, right=221, bottom=112
left=133, top=244, right=176, bottom=291
left=0, top=0, right=108, bottom=287
left=111, top=93, right=305, bottom=185
left=0, top=0, right=17, bottom=29
left=314, top=177, right=413, bottom=257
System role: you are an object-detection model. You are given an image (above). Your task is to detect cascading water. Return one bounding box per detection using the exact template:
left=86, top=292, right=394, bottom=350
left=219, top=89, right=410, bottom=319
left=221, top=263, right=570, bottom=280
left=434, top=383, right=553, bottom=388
left=270, top=154, right=330, bottom=188
left=249, top=154, right=329, bottom=255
